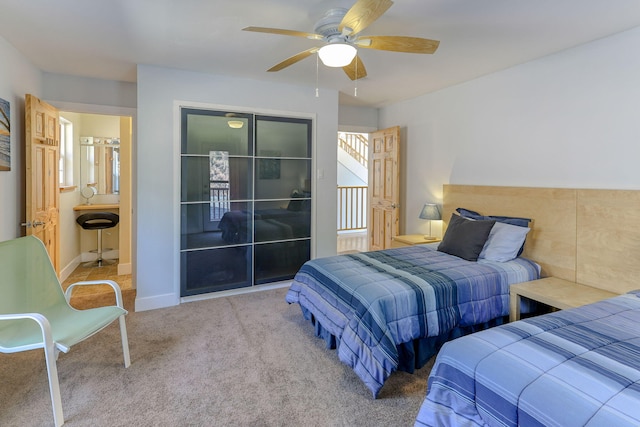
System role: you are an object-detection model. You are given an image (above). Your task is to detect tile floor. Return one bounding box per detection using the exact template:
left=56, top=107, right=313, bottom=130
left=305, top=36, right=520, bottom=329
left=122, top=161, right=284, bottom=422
left=62, top=261, right=135, bottom=311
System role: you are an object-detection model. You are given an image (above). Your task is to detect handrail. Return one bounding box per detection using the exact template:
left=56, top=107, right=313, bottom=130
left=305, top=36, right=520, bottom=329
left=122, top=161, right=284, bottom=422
left=209, top=181, right=230, bottom=221
left=338, top=132, right=368, bottom=168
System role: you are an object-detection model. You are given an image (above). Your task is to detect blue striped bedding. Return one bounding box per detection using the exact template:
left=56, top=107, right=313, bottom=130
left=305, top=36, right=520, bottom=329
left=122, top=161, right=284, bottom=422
left=416, top=291, right=640, bottom=427
left=285, top=244, right=540, bottom=398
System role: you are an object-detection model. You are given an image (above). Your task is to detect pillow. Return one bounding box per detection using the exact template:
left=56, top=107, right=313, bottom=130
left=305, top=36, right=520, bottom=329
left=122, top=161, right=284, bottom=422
left=456, top=207, right=531, bottom=227
left=455, top=207, right=484, bottom=221
left=456, top=207, right=531, bottom=255
left=438, top=213, right=495, bottom=261
left=287, top=189, right=304, bottom=211
left=287, top=199, right=303, bottom=211
left=479, top=221, right=530, bottom=262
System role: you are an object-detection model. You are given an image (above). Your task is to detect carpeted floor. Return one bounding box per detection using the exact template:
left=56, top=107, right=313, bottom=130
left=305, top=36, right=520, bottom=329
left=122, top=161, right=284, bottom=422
left=0, top=287, right=433, bottom=427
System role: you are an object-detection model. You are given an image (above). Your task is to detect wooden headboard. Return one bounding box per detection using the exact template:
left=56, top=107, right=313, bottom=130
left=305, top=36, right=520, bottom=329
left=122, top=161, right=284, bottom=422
left=443, top=185, right=640, bottom=295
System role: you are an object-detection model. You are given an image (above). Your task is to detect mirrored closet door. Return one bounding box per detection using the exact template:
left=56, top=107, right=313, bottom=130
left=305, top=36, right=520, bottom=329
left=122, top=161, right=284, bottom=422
left=180, top=109, right=312, bottom=297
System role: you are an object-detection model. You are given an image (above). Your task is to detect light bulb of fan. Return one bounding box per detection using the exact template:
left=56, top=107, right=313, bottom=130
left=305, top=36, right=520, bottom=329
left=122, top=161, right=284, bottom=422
left=318, top=43, right=357, bottom=67
left=227, top=120, right=244, bottom=129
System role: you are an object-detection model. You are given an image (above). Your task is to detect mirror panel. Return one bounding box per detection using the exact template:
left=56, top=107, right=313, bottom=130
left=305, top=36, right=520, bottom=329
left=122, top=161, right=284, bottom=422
left=80, top=136, right=120, bottom=195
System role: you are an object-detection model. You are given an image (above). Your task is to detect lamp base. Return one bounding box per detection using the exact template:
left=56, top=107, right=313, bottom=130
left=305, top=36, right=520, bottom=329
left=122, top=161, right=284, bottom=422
left=424, top=235, right=438, bottom=241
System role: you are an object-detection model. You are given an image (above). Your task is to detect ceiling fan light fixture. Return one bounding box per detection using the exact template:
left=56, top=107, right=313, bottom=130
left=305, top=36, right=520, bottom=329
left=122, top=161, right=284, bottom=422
left=227, top=120, right=244, bottom=129
left=318, top=43, right=357, bottom=67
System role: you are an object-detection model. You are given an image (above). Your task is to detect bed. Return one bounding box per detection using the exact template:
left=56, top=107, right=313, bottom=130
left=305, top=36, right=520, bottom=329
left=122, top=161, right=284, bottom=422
left=218, top=189, right=311, bottom=244
left=286, top=205, right=541, bottom=397
left=286, top=246, right=539, bottom=398
left=410, top=185, right=640, bottom=425
left=218, top=208, right=310, bottom=243
left=415, top=292, right=640, bottom=426
left=287, top=185, right=640, bottom=399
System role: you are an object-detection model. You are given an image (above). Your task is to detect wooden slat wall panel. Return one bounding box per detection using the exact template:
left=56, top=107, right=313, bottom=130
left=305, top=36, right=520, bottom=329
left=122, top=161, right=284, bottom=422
left=443, top=185, right=577, bottom=281
left=577, top=189, right=640, bottom=294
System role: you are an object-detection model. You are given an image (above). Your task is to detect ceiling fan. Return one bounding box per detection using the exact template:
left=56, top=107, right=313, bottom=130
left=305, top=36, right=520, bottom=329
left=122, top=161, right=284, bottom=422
left=243, top=0, right=440, bottom=81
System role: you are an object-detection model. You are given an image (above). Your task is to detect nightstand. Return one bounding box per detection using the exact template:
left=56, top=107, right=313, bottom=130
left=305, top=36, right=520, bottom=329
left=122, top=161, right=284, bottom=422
left=509, top=277, right=618, bottom=322
left=391, top=234, right=441, bottom=248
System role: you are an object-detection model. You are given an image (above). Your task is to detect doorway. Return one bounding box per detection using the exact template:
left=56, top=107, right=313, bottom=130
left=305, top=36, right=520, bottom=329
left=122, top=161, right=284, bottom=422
left=55, top=107, right=134, bottom=285
left=337, top=130, right=369, bottom=254
left=336, top=126, right=402, bottom=254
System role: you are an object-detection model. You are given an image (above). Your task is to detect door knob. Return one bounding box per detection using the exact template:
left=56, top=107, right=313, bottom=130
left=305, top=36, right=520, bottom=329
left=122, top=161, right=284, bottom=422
left=21, top=220, right=45, bottom=228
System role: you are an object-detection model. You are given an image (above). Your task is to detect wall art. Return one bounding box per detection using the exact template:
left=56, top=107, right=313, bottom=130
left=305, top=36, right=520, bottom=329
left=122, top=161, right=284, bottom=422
left=0, top=98, right=9, bottom=171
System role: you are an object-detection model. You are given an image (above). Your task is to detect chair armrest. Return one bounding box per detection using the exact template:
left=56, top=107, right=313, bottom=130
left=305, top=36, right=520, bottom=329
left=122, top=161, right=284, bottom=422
left=0, top=312, right=61, bottom=352
left=64, top=280, right=126, bottom=310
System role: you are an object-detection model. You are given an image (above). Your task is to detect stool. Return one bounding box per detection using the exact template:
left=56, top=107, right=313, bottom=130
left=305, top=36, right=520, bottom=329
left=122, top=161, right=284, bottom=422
left=76, top=212, right=119, bottom=267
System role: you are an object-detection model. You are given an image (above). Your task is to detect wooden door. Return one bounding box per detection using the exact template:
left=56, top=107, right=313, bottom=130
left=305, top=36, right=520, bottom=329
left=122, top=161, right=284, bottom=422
left=25, top=94, right=60, bottom=274
left=368, top=126, right=400, bottom=251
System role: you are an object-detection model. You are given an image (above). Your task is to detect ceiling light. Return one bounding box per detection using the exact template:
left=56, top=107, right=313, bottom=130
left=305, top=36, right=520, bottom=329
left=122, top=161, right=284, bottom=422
left=227, top=120, right=244, bottom=129
left=318, top=43, right=357, bottom=68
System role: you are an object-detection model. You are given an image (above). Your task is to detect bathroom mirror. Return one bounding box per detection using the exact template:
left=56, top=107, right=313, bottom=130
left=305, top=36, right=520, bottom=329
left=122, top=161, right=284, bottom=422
left=80, top=136, right=120, bottom=195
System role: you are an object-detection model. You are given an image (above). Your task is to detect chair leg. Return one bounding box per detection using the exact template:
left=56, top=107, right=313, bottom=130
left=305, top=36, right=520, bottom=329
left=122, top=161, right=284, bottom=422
left=43, top=343, right=65, bottom=426
left=119, top=315, right=131, bottom=368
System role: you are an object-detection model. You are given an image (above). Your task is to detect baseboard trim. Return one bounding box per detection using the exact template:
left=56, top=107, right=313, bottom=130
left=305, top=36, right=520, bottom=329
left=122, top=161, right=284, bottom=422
left=81, top=249, right=119, bottom=262
left=135, top=293, right=180, bottom=312
left=180, top=281, right=292, bottom=304
left=60, top=256, right=82, bottom=282
left=118, top=263, right=132, bottom=275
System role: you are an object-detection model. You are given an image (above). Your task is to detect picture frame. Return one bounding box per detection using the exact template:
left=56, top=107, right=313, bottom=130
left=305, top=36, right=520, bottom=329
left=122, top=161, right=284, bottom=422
left=0, top=98, right=10, bottom=171
left=258, top=150, right=281, bottom=179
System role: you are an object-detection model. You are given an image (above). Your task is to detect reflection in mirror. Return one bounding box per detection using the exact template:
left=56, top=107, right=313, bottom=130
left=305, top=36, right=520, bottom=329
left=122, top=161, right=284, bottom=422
left=209, top=151, right=230, bottom=222
left=80, top=136, right=120, bottom=194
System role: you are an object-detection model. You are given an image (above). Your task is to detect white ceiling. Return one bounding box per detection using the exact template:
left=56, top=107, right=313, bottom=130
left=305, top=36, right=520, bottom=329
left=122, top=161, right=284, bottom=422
left=1, top=0, right=640, bottom=108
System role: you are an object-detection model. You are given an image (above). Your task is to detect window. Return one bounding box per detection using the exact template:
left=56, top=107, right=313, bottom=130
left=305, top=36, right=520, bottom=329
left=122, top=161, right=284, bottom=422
left=59, top=117, right=73, bottom=186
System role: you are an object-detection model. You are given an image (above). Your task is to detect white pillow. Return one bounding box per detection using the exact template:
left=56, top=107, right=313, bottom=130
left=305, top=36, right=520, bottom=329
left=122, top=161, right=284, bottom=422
left=479, top=221, right=530, bottom=262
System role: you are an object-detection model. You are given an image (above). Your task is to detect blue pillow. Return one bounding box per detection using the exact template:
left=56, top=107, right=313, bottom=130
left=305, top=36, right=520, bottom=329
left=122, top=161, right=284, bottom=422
left=455, top=207, right=484, bottom=221
left=456, top=208, right=531, bottom=255
left=456, top=207, right=531, bottom=227
left=479, top=221, right=530, bottom=262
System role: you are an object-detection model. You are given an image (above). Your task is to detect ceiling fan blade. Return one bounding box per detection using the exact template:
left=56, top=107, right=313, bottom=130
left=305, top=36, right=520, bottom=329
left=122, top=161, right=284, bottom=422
left=267, top=48, right=319, bottom=72
left=356, top=35, right=440, bottom=54
left=342, top=55, right=367, bottom=81
left=339, top=0, right=394, bottom=36
left=242, top=26, right=323, bottom=40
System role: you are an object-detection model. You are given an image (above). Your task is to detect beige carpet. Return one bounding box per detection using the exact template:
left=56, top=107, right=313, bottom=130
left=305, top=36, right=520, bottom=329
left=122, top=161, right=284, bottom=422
left=0, top=287, right=433, bottom=427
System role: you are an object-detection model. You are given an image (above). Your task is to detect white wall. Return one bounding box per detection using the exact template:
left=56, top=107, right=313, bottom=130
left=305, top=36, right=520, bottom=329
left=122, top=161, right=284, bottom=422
left=43, top=73, right=137, bottom=109
left=0, top=37, right=42, bottom=242
left=135, top=65, right=339, bottom=311
left=338, top=163, right=366, bottom=187
left=380, top=27, right=640, bottom=238
left=338, top=104, right=378, bottom=131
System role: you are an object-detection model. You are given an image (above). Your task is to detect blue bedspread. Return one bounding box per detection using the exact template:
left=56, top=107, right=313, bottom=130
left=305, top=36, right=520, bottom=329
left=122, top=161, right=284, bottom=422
left=285, top=244, right=540, bottom=398
left=416, top=291, right=640, bottom=427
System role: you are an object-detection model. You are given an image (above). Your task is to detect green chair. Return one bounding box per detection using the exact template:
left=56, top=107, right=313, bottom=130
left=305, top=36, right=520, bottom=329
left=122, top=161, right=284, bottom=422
left=0, top=235, right=131, bottom=427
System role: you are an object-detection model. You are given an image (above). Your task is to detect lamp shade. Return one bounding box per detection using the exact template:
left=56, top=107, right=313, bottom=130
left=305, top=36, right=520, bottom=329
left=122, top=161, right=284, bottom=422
left=318, top=43, right=357, bottom=67
left=419, top=203, right=441, bottom=221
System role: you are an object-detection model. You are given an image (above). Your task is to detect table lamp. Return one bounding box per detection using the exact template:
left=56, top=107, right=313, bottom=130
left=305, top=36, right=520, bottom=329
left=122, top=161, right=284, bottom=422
left=419, top=203, right=441, bottom=240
